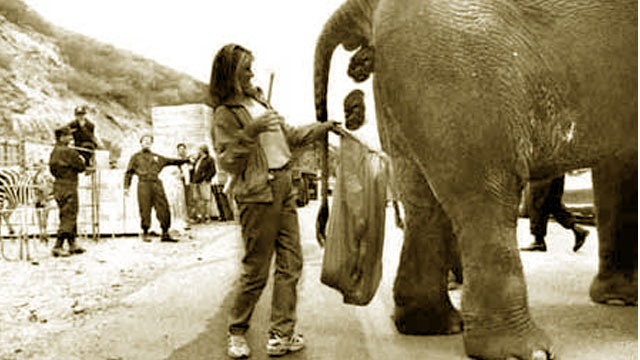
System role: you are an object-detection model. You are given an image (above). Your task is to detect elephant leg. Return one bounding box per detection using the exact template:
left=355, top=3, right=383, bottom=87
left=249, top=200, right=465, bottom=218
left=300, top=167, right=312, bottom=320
left=392, top=156, right=462, bottom=335
left=590, top=161, right=638, bottom=305
left=437, top=173, right=552, bottom=360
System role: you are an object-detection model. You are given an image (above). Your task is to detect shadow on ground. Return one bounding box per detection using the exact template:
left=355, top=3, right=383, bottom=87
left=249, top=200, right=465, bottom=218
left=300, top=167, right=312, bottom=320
left=166, top=252, right=372, bottom=360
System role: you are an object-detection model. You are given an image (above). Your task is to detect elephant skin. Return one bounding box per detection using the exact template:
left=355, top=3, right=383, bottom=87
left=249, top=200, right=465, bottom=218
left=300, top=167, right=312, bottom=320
left=313, top=0, right=637, bottom=359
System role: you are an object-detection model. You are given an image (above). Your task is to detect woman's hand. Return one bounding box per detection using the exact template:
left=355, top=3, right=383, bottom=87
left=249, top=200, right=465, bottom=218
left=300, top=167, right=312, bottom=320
left=254, top=110, right=284, bottom=133
left=323, top=120, right=341, bottom=133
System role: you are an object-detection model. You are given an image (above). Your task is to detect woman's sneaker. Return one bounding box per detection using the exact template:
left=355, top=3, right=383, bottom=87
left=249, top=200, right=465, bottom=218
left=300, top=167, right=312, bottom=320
left=227, top=333, right=251, bottom=358
left=266, top=333, right=304, bottom=357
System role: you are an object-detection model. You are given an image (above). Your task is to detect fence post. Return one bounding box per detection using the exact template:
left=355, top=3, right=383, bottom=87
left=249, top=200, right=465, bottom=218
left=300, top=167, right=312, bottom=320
left=2, top=140, right=7, bottom=166
left=19, top=139, right=26, bottom=169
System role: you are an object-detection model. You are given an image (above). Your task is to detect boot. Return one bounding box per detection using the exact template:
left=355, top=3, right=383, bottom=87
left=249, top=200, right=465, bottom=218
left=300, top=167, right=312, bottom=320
left=572, top=225, right=589, bottom=252
left=161, top=230, right=179, bottom=243
left=51, top=234, right=70, bottom=257
left=67, top=234, right=86, bottom=255
left=141, top=228, right=152, bottom=242
left=520, top=236, right=547, bottom=252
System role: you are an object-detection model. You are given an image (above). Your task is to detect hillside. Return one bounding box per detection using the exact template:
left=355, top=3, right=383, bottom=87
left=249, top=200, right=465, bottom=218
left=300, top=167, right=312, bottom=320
left=0, top=0, right=210, bottom=161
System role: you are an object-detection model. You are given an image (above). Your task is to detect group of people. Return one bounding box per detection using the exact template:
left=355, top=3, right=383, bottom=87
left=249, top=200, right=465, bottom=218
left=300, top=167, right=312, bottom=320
left=47, top=105, right=99, bottom=257
left=47, top=104, right=235, bottom=255
left=44, top=43, right=592, bottom=359
left=176, top=142, right=234, bottom=224
left=46, top=42, right=335, bottom=355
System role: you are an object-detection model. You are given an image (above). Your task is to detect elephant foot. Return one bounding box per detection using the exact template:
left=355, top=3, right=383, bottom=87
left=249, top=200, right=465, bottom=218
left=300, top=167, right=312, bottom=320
left=464, top=326, right=553, bottom=360
left=589, top=271, right=638, bottom=306
left=393, top=302, right=462, bottom=335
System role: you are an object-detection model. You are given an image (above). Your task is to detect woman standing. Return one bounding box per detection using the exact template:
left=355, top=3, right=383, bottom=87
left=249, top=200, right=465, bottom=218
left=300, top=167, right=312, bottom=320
left=209, top=44, right=338, bottom=358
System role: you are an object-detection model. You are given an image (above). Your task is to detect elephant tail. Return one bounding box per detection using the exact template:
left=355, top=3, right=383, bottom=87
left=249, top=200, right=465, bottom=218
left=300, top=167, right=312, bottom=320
left=314, top=0, right=377, bottom=246
left=314, top=0, right=376, bottom=123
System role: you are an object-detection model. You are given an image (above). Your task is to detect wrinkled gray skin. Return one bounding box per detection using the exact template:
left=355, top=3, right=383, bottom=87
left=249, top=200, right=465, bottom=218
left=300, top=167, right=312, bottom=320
left=313, top=0, right=637, bottom=359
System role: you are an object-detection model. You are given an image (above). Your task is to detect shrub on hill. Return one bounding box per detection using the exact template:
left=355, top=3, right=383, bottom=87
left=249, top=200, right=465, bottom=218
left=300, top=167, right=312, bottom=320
left=0, top=0, right=209, bottom=114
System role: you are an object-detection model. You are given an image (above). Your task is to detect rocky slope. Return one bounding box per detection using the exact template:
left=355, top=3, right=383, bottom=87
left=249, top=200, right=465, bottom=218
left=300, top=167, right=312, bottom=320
left=0, top=1, right=209, bottom=161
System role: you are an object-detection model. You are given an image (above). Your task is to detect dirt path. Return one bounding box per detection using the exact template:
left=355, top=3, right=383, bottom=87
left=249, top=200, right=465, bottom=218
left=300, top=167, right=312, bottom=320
left=0, top=201, right=636, bottom=360
left=0, top=223, right=239, bottom=360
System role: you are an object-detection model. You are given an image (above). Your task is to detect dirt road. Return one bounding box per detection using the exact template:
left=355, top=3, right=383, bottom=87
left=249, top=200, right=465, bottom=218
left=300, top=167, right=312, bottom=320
left=0, top=201, right=636, bottom=360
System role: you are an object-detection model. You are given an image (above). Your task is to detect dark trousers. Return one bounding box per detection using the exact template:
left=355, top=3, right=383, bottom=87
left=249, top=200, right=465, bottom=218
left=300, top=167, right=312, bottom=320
left=228, top=169, right=302, bottom=337
left=182, top=182, right=196, bottom=220
left=528, top=175, right=576, bottom=238
left=54, top=182, right=78, bottom=236
left=213, top=184, right=234, bottom=221
left=137, top=180, right=171, bottom=233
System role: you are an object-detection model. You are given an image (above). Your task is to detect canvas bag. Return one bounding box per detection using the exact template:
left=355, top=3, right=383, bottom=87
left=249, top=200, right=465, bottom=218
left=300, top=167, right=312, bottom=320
left=320, top=135, right=388, bottom=305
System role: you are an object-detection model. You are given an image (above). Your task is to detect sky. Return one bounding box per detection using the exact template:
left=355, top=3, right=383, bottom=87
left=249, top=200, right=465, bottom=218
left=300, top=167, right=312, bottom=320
left=23, top=0, right=382, bottom=149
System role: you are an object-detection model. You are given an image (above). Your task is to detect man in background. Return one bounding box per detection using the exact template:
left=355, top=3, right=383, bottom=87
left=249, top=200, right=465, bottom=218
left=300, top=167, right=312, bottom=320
left=67, top=105, right=99, bottom=169
left=520, top=175, right=590, bottom=252
left=49, top=126, right=86, bottom=257
left=124, top=134, right=190, bottom=242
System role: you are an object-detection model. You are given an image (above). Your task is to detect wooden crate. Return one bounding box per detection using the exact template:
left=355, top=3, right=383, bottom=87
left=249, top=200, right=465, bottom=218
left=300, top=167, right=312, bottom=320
left=151, top=104, right=214, bottom=157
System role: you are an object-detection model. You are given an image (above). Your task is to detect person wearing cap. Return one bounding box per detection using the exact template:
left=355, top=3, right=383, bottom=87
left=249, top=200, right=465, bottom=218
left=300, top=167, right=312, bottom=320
left=48, top=126, right=87, bottom=257
left=67, top=105, right=99, bottom=169
left=192, top=144, right=217, bottom=223
left=124, top=134, right=191, bottom=242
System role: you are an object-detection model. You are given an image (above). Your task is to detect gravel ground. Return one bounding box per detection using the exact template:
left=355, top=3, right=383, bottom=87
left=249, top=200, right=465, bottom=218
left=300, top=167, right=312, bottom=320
left=0, top=170, right=633, bottom=360
left=0, top=223, right=235, bottom=360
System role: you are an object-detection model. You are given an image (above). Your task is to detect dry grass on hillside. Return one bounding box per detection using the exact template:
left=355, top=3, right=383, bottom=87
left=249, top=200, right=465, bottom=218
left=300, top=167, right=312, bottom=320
left=0, top=0, right=210, bottom=115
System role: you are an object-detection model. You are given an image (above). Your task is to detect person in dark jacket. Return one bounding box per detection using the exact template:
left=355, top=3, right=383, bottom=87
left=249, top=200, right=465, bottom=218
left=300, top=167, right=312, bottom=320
left=210, top=44, right=339, bottom=358
left=520, top=175, right=590, bottom=252
left=124, top=134, right=190, bottom=242
left=192, top=145, right=217, bottom=222
left=67, top=105, right=99, bottom=168
left=49, top=126, right=86, bottom=257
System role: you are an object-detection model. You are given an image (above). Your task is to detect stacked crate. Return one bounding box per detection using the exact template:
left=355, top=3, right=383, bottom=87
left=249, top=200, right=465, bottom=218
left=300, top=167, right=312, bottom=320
left=152, top=104, right=219, bottom=219
left=151, top=104, right=214, bottom=156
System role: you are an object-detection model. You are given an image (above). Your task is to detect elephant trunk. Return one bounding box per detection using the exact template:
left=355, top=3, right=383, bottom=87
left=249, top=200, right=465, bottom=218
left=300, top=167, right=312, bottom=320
left=313, top=0, right=376, bottom=245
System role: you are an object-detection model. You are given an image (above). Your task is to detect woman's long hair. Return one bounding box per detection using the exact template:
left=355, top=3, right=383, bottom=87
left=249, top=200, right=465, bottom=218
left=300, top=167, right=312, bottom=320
left=209, top=44, right=253, bottom=107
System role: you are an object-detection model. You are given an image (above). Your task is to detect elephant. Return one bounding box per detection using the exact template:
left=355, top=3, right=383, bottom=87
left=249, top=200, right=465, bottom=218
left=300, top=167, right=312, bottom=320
left=313, top=0, right=637, bottom=359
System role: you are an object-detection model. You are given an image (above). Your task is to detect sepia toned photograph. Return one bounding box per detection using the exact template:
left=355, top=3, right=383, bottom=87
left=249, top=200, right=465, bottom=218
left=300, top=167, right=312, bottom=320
left=0, top=0, right=636, bottom=359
